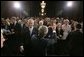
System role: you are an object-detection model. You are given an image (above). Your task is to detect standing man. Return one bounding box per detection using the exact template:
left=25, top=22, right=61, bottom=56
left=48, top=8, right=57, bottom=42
left=21, top=19, right=38, bottom=56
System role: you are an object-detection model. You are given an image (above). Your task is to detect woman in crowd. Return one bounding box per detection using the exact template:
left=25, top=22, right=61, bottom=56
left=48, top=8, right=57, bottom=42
left=30, top=25, right=49, bottom=56
left=62, top=19, right=71, bottom=40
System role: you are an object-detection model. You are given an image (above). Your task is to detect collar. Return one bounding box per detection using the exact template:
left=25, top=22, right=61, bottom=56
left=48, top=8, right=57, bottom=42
left=29, top=26, right=33, bottom=29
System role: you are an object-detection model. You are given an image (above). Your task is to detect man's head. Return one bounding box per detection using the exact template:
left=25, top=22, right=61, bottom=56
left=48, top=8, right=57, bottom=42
left=39, top=20, right=44, bottom=26
left=27, top=19, right=34, bottom=28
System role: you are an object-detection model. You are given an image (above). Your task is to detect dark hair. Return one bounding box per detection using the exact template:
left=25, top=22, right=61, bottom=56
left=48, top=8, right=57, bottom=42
left=76, top=23, right=81, bottom=29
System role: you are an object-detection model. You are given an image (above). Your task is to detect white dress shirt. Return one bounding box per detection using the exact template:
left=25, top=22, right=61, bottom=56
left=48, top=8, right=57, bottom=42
left=29, top=26, right=34, bottom=36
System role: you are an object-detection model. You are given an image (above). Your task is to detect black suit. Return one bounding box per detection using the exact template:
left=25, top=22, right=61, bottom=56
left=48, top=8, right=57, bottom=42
left=54, top=28, right=64, bottom=55
left=30, top=37, right=48, bottom=56
left=3, top=31, right=22, bottom=56
left=44, top=27, right=58, bottom=55
left=22, top=26, right=38, bottom=56
left=65, top=30, right=83, bottom=56
left=56, top=28, right=63, bottom=39
left=14, top=23, right=21, bottom=31
left=10, top=23, right=15, bottom=29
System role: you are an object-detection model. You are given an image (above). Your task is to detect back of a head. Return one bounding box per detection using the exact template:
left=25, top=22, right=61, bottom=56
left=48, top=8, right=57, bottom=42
left=38, top=25, right=48, bottom=38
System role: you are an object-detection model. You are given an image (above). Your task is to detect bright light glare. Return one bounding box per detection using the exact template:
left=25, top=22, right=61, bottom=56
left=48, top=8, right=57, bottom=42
left=41, top=13, right=44, bottom=16
left=41, top=1, right=46, bottom=8
left=41, top=9, right=44, bottom=12
left=14, top=2, right=21, bottom=9
left=41, top=6, right=45, bottom=9
left=67, top=1, right=73, bottom=7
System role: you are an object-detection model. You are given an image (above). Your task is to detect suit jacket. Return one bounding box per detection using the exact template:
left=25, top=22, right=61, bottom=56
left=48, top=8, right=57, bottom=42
left=30, top=37, right=48, bottom=56
left=3, top=32, right=22, bottom=56
left=14, top=23, right=21, bottom=31
left=22, top=26, right=38, bottom=56
left=56, top=28, right=64, bottom=39
left=65, top=30, right=83, bottom=56
left=45, top=27, right=57, bottom=40
left=10, top=23, right=15, bottom=29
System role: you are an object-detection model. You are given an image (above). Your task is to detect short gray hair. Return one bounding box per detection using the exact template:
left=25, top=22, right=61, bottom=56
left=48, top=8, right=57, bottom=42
left=38, top=25, right=48, bottom=37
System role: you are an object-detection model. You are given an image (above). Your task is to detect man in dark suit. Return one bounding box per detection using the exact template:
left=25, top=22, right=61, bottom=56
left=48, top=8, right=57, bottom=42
left=65, top=23, right=83, bottom=56
left=44, top=23, right=58, bottom=55
left=45, top=23, right=58, bottom=40
left=21, top=19, right=38, bottom=56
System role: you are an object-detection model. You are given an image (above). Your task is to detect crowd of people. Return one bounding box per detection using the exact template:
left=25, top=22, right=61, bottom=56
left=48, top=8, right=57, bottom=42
left=1, top=17, right=83, bottom=56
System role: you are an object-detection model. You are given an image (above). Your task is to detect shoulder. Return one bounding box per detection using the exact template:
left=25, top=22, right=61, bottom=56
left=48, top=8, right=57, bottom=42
left=67, top=31, right=74, bottom=38
left=74, top=30, right=83, bottom=35
left=69, top=31, right=82, bottom=36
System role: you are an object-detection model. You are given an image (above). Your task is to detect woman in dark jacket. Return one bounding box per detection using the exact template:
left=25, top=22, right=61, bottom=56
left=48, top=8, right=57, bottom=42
left=30, top=25, right=50, bottom=56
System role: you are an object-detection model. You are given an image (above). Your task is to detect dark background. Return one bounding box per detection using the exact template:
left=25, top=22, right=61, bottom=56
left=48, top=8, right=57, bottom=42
left=1, top=1, right=83, bottom=19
